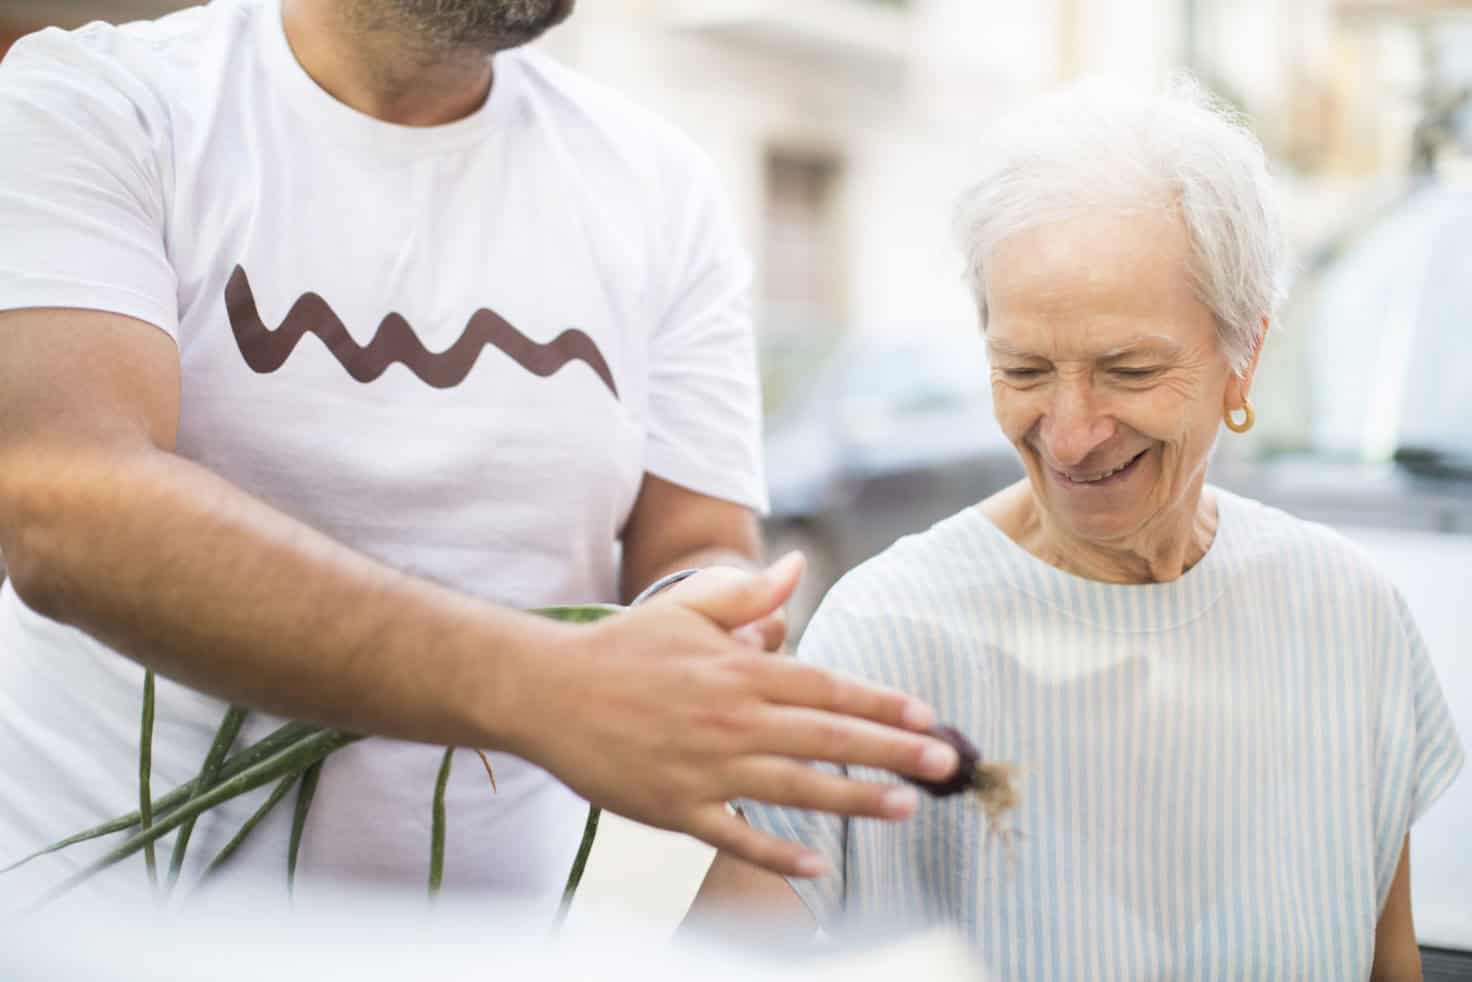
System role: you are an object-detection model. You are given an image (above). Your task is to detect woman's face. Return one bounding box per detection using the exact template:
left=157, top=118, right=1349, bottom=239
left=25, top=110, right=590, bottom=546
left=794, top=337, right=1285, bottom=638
left=984, top=207, right=1253, bottom=547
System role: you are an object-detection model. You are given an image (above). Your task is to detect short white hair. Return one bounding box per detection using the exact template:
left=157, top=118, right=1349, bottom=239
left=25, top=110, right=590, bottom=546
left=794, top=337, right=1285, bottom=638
left=954, top=75, right=1287, bottom=376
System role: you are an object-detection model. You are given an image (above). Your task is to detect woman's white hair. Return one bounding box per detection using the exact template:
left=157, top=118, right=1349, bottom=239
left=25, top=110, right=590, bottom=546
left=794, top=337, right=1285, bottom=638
left=954, top=75, right=1287, bottom=376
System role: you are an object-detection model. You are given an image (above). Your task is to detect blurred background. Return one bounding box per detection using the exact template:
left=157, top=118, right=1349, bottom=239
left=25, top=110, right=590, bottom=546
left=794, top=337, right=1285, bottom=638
left=1, top=0, right=1469, bottom=625
left=2, top=0, right=1469, bottom=967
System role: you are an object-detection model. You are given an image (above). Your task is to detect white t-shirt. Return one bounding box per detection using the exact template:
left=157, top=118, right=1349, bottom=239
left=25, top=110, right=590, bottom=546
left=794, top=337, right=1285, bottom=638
left=742, top=489, right=1464, bottom=980
left=0, top=0, right=765, bottom=909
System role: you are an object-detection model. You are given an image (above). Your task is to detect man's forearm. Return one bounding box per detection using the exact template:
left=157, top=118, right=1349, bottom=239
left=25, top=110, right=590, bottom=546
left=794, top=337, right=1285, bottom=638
left=641, top=547, right=762, bottom=588
left=1, top=442, right=568, bottom=751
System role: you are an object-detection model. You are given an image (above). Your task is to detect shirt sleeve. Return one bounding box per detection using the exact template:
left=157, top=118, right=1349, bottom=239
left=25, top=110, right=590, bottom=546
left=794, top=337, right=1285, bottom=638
left=1372, top=585, right=1466, bottom=905
left=0, top=28, right=178, bottom=337
left=641, top=147, right=767, bottom=513
left=1401, top=597, right=1465, bottom=825
left=737, top=607, right=849, bottom=925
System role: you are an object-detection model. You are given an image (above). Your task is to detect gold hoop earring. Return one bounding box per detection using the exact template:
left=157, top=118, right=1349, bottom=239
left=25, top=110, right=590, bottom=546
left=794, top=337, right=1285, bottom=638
left=1224, top=399, right=1255, bottom=434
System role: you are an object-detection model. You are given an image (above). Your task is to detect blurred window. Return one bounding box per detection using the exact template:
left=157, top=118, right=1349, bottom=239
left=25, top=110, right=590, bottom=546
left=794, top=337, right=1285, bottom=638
left=841, top=344, right=988, bottom=417
left=762, top=148, right=846, bottom=337
left=1398, top=197, right=1472, bottom=454
left=1300, top=186, right=1472, bottom=458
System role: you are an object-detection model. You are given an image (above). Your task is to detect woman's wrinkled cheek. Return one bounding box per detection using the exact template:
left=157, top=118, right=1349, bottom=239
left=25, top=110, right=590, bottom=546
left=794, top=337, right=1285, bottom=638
left=1151, top=422, right=1210, bottom=505
left=991, top=384, right=1042, bottom=450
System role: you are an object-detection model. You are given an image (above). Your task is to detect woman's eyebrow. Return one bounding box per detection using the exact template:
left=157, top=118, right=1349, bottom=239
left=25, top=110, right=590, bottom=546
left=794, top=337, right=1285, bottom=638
left=1097, top=337, right=1182, bottom=360
left=986, top=338, right=1041, bottom=358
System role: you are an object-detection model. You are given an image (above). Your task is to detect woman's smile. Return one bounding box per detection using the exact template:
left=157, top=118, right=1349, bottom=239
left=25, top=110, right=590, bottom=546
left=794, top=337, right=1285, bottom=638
left=1045, top=446, right=1151, bottom=490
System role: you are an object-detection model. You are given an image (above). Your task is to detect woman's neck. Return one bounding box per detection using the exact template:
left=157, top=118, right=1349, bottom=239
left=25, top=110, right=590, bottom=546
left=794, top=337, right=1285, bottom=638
left=986, top=481, right=1219, bottom=585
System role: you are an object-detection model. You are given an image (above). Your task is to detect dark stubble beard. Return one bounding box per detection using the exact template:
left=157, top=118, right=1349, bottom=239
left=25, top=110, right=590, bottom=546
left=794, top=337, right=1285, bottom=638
left=347, top=0, right=567, bottom=54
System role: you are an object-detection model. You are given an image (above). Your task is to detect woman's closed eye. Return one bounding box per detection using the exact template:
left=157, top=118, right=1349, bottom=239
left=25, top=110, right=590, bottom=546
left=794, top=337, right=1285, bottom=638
left=1109, top=367, right=1160, bottom=380
left=1000, top=367, right=1047, bottom=380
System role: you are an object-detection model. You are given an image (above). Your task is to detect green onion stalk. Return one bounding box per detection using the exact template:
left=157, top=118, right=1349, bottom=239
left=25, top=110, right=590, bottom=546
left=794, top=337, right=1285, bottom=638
left=5, top=603, right=626, bottom=922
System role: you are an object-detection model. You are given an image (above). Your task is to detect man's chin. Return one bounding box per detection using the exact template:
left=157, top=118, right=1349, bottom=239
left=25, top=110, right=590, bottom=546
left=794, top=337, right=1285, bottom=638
left=508, top=0, right=576, bottom=41
left=392, top=0, right=578, bottom=51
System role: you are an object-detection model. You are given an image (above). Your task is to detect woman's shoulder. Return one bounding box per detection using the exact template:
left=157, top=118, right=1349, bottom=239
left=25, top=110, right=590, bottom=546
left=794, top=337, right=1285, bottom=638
left=1214, top=486, right=1402, bottom=607
left=802, top=507, right=1020, bottom=647
left=829, top=505, right=1021, bottom=605
left=795, top=507, right=1018, bottom=697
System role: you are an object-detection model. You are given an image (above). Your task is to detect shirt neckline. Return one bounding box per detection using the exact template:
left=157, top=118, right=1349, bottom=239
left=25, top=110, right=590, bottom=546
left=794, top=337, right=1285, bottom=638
left=961, top=486, right=1244, bottom=632
left=256, top=0, right=520, bottom=157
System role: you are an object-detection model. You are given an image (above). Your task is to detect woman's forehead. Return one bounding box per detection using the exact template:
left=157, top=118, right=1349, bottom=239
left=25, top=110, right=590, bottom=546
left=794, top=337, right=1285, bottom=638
left=984, top=210, right=1216, bottom=355
left=989, top=209, right=1191, bottom=292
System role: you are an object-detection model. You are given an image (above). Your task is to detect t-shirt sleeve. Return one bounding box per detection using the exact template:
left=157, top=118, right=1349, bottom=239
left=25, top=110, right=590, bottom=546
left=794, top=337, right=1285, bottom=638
left=1372, top=585, right=1465, bottom=905
left=736, top=607, right=851, bottom=926
left=641, top=148, right=767, bottom=513
left=0, top=28, right=178, bottom=337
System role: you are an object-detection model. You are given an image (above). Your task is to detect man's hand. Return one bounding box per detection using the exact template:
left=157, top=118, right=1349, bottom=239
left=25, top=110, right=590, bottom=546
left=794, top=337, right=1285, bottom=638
left=505, top=553, right=961, bottom=878
left=658, top=565, right=787, bottom=651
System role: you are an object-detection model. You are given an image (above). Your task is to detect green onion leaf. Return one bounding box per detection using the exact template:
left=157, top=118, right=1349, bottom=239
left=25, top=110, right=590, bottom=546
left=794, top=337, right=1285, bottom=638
left=1, top=721, right=318, bottom=875
left=287, top=759, right=323, bottom=897
left=29, top=728, right=361, bottom=909
left=139, top=671, right=158, bottom=894
left=193, top=771, right=300, bottom=889
left=428, top=747, right=454, bottom=899
left=166, top=705, right=248, bottom=893
left=552, top=804, right=601, bottom=932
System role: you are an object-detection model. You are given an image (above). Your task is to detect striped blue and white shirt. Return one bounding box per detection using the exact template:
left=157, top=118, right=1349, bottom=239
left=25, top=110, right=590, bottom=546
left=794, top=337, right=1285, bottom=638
left=742, top=488, right=1464, bottom=980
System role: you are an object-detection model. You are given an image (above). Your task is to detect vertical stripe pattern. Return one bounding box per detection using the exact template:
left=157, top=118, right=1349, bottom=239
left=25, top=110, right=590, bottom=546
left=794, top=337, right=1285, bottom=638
left=742, top=488, right=1465, bottom=980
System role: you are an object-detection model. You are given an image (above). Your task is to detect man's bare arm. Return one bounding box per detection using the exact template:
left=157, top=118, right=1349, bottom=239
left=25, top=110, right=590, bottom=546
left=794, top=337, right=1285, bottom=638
left=621, top=472, right=765, bottom=597
left=0, top=307, right=961, bottom=877
left=0, top=307, right=562, bottom=748
left=621, top=473, right=786, bottom=649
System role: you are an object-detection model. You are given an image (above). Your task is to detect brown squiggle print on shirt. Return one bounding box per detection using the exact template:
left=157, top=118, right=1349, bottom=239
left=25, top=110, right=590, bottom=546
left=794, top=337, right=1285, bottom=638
left=224, top=265, right=618, bottom=398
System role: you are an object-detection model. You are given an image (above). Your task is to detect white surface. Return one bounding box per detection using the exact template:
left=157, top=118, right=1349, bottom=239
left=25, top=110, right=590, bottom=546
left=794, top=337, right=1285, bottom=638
left=0, top=889, right=985, bottom=982
left=563, top=812, right=716, bottom=938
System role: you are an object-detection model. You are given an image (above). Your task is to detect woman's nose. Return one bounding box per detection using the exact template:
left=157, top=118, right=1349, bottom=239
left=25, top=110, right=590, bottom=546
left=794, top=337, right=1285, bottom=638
left=1040, top=383, right=1115, bottom=467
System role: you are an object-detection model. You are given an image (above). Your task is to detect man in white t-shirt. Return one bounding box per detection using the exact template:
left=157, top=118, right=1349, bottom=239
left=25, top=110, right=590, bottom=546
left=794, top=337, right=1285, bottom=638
left=0, top=0, right=961, bottom=907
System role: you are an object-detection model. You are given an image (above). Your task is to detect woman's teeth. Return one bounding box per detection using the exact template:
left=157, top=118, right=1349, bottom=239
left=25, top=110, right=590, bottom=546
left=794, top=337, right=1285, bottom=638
left=1068, top=451, right=1142, bottom=483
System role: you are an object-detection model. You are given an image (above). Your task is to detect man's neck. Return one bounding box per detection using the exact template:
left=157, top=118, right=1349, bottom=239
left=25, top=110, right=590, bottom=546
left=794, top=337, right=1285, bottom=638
left=281, top=0, right=495, bottom=126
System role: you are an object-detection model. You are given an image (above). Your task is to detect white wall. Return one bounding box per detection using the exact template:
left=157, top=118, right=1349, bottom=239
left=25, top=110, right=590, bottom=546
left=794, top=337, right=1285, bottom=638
left=538, top=0, right=1363, bottom=353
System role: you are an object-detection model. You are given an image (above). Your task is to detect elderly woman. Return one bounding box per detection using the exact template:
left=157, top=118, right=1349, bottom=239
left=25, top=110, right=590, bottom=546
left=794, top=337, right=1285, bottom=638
left=683, top=79, right=1464, bottom=979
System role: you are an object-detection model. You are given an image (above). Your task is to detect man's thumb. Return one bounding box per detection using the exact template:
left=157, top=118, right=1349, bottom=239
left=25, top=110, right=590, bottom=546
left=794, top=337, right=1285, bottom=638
left=684, top=552, right=805, bottom=631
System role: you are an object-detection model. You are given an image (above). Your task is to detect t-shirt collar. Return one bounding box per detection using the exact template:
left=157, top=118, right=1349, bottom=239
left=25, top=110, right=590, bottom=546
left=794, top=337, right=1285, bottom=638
left=257, top=0, right=520, bottom=156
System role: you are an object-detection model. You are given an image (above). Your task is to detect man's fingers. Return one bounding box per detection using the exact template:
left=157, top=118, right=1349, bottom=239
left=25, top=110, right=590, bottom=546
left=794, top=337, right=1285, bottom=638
left=732, top=612, right=786, bottom=652
left=689, top=808, right=828, bottom=880
left=731, top=623, right=765, bottom=649
left=677, top=553, right=804, bottom=632
left=746, top=706, right=958, bottom=783
left=733, top=756, right=920, bottom=821
left=755, top=609, right=786, bottom=652
left=750, top=657, right=938, bottom=733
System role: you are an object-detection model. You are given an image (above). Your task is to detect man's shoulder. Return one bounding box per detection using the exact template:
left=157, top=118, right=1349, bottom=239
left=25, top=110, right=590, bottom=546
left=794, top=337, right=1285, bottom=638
left=5, top=1, right=252, bottom=74
left=510, top=47, right=718, bottom=184
left=0, top=0, right=254, bottom=121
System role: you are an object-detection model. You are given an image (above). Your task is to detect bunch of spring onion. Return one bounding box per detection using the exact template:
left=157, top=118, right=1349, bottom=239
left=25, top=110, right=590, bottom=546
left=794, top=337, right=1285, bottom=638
left=1, top=603, right=620, bottom=926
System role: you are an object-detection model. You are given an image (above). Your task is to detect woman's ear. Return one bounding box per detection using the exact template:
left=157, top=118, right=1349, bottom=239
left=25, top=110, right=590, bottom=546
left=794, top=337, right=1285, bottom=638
left=1225, top=315, right=1269, bottom=408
